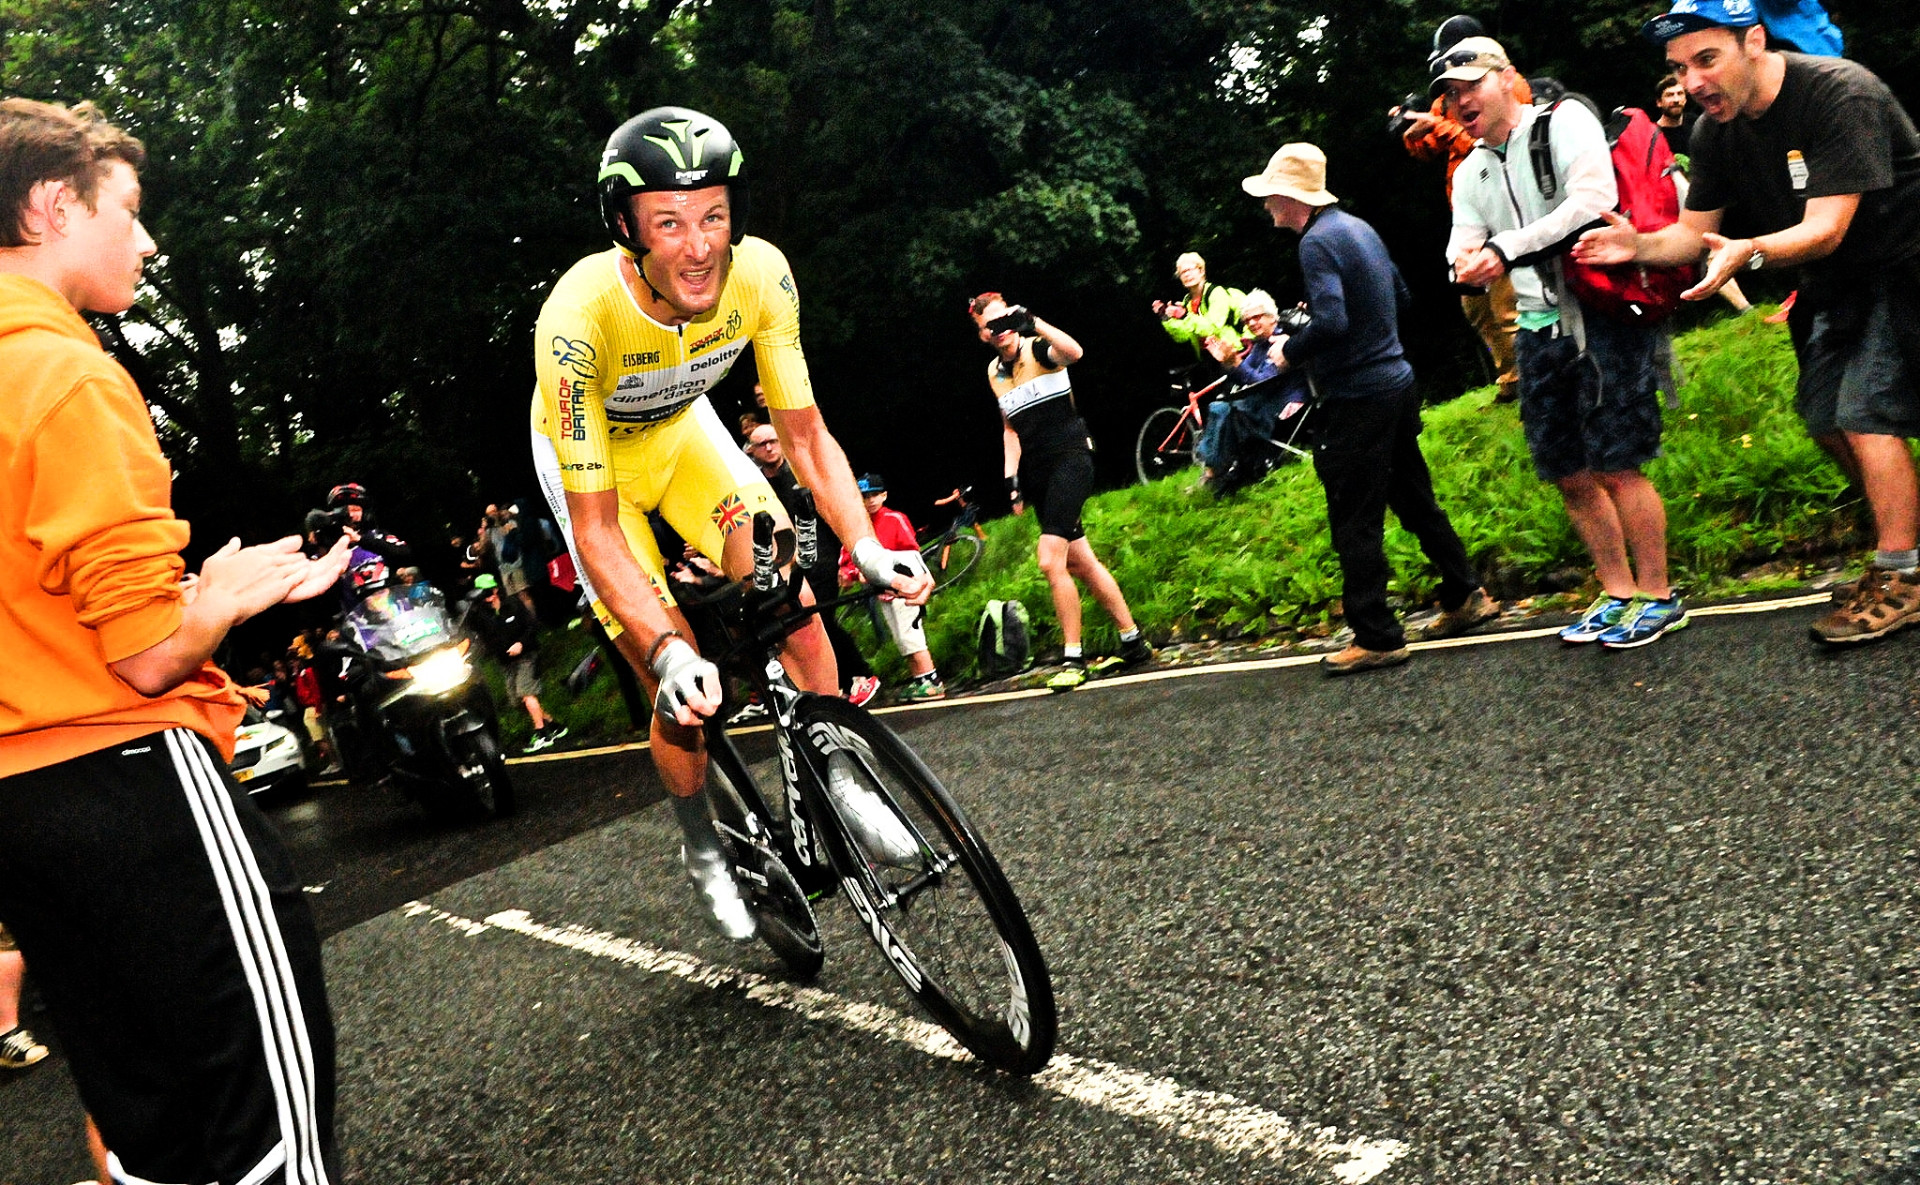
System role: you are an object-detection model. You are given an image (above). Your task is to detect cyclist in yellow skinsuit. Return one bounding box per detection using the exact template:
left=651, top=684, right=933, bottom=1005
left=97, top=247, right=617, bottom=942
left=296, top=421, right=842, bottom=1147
left=530, top=106, right=931, bottom=941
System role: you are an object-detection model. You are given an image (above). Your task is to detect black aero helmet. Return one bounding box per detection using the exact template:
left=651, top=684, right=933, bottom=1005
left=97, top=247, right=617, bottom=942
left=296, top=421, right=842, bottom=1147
left=1431, top=13, right=1486, bottom=57
left=597, top=106, right=749, bottom=256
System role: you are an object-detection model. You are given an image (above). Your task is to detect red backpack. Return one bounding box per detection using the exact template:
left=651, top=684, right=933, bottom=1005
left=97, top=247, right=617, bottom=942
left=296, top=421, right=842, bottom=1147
left=1530, top=103, right=1696, bottom=324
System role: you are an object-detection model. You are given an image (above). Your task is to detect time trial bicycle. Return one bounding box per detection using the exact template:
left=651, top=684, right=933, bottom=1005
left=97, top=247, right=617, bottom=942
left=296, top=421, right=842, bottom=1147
left=684, top=512, right=1057, bottom=1075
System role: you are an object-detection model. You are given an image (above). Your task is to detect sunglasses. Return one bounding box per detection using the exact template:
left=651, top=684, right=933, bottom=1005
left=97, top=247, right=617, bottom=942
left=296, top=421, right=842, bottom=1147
left=1429, top=47, right=1500, bottom=78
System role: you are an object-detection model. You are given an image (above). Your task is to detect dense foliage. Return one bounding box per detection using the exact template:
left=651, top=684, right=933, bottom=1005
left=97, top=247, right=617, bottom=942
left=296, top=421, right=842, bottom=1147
left=3, top=0, right=1914, bottom=567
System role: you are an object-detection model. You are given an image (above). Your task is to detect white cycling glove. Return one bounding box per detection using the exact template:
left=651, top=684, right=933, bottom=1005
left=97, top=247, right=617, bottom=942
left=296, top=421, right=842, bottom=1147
left=851, top=536, right=928, bottom=590
left=651, top=638, right=721, bottom=725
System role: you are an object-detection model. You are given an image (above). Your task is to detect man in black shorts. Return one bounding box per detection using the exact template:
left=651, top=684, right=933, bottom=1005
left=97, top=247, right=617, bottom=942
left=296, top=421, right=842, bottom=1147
left=1577, top=0, right=1920, bottom=644
left=969, top=293, right=1151, bottom=688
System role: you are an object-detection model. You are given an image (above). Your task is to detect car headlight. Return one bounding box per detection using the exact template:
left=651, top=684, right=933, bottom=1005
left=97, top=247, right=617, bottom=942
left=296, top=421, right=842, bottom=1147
left=406, top=649, right=471, bottom=695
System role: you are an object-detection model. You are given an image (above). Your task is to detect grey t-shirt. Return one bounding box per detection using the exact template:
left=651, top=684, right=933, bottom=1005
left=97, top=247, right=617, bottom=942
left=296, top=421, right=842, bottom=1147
left=1687, top=53, right=1920, bottom=278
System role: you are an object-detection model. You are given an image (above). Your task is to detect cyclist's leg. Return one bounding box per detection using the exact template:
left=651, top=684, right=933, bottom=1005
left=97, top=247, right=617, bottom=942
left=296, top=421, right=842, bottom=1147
left=1065, top=536, right=1138, bottom=634
left=656, top=398, right=839, bottom=696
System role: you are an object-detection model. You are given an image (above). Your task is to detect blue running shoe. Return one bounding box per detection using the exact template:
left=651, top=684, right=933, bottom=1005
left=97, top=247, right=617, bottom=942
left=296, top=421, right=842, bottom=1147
left=1560, top=594, right=1633, bottom=644
left=1598, top=594, right=1690, bottom=649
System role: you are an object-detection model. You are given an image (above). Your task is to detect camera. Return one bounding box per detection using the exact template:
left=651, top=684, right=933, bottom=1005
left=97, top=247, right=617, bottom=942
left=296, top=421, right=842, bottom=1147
left=302, top=506, right=355, bottom=555
left=1385, top=93, right=1427, bottom=138
left=985, top=305, right=1034, bottom=335
left=1275, top=305, right=1312, bottom=335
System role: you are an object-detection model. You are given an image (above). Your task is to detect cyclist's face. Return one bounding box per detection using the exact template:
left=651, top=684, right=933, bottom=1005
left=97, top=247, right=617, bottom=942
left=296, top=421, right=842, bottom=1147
left=631, top=186, right=732, bottom=319
left=974, top=301, right=1019, bottom=356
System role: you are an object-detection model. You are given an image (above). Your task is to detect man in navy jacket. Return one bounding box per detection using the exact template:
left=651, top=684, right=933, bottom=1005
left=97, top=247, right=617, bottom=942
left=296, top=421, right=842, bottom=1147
left=1242, top=142, right=1498, bottom=673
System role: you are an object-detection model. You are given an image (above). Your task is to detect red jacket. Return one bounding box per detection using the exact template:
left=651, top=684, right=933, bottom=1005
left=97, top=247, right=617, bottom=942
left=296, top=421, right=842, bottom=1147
left=838, top=505, right=919, bottom=587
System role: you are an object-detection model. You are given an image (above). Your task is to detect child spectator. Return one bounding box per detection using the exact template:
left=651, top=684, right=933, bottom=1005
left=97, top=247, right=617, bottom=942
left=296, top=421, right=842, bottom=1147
left=840, top=475, right=946, bottom=702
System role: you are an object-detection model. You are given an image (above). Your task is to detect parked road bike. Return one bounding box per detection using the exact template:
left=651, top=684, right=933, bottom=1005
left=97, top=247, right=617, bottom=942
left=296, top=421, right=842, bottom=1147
left=683, top=514, right=1057, bottom=1075
left=1134, top=369, right=1231, bottom=485
left=917, top=486, right=987, bottom=593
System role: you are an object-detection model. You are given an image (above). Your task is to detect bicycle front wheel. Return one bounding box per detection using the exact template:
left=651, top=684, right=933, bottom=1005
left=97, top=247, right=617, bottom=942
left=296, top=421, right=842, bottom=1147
left=797, top=696, right=1056, bottom=1074
left=1134, top=406, right=1195, bottom=485
left=918, top=532, right=983, bottom=593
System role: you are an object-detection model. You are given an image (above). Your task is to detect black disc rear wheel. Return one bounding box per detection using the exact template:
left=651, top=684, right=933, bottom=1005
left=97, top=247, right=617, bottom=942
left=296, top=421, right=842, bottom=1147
left=1135, top=406, right=1194, bottom=485
left=796, top=697, right=1056, bottom=1074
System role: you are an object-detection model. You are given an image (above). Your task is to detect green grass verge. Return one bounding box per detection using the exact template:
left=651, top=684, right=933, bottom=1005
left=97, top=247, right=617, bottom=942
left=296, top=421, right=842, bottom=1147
left=523, top=307, right=1871, bottom=741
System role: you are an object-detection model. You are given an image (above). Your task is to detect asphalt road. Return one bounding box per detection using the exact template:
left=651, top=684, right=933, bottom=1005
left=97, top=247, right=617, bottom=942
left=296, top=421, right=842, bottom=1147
left=5, top=596, right=1919, bottom=1184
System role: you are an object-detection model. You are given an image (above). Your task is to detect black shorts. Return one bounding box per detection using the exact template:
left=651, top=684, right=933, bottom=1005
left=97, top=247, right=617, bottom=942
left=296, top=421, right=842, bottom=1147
left=0, top=729, right=337, bottom=1185
left=1020, top=445, right=1095, bottom=542
left=1788, top=265, right=1920, bottom=439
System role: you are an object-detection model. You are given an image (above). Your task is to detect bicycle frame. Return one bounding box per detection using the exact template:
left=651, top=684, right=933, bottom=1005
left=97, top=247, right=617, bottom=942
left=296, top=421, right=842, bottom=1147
left=1152, top=373, right=1229, bottom=455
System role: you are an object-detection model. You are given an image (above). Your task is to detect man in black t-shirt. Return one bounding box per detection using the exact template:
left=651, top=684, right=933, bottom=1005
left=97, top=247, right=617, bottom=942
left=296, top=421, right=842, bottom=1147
left=1577, top=0, right=1920, bottom=645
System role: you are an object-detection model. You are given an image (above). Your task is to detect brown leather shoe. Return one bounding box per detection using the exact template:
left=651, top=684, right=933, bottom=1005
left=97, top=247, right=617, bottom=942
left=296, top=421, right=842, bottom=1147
left=1810, top=566, right=1920, bottom=644
left=1321, top=644, right=1412, bottom=676
left=1415, top=587, right=1503, bottom=641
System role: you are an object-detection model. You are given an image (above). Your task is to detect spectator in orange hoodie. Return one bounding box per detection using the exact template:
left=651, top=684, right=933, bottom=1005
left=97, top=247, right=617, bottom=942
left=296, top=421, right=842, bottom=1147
left=0, top=97, right=346, bottom=1185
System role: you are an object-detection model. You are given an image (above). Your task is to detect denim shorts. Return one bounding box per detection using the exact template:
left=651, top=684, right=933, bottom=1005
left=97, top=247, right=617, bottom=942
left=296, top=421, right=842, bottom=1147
left=1515, top=310, right=1664, bottom=482
left=1789, top=265, right=1920, bottom=439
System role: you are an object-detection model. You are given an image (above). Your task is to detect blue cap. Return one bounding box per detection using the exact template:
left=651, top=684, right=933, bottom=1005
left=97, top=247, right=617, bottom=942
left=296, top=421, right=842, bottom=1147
left=856, top=473, right=886, bottom=495
left=1642, top=0, right=1760, bottom=44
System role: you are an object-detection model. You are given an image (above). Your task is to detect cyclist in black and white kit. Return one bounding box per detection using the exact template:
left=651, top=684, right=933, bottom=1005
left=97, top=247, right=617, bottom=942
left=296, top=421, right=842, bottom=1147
left=968, top=293, right=1152, bottom=688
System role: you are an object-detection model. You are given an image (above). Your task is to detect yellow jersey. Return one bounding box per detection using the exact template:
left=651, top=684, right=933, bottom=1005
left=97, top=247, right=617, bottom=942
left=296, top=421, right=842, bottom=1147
left=531, top=236, right=813, bottom=494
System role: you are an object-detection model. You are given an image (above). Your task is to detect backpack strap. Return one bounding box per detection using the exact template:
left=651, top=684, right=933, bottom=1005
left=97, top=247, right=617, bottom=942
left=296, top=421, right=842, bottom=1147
left=1529, top=101, right=1559, bottom=203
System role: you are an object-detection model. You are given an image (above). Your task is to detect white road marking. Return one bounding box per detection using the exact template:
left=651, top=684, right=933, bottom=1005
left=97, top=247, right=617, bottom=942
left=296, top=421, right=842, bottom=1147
left=401, top=901, right=1409, bottom=1182
left=506, top=593, right=1835, bottom=763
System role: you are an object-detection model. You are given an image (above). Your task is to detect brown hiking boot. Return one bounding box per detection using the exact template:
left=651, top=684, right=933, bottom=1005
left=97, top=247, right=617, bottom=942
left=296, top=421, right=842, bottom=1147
left=1809, top=566, right=1920, bottom=645
left=1321, top=644, right=1412, bottom=676
left=1415, top=588, right=1502, bottom=642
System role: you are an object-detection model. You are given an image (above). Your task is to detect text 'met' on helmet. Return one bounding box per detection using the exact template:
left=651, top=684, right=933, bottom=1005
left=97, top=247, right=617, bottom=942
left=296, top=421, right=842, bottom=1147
left=597, top=106, right=750, bottom=256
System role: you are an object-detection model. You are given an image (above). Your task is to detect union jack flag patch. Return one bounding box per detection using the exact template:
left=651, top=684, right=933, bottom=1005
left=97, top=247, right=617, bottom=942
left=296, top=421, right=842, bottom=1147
left=711, top=493, right=749, bottom=535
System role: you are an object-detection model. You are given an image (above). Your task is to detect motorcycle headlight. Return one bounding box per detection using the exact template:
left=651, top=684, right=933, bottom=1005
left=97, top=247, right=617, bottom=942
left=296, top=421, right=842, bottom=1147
left=406, top=649, right=471, bottom=695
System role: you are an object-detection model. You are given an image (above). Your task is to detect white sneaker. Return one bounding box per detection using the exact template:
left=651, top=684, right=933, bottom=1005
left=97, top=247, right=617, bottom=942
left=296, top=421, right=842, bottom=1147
left=824, top=762, right=918, bottom=862
left=681, top=846, right=756, bottom=941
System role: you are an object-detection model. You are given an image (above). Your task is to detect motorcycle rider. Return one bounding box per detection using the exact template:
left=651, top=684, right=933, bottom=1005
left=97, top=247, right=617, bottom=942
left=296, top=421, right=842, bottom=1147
left=302, top=482, right=412, bottom=606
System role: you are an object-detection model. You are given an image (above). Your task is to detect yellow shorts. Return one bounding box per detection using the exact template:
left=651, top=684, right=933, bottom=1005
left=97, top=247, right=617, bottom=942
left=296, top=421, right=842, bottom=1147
left=533, top=397, right=779, bottom=637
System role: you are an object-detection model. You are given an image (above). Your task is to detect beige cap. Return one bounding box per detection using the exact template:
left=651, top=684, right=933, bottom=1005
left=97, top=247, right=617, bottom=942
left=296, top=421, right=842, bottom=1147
left=1240, top=143, right=1337, bottom=207
left=1429, top=36, right=1511, bottom=93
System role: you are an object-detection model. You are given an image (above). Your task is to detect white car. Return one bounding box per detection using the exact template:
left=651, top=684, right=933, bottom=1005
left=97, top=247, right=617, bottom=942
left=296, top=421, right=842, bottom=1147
left=229, top=705, right=309, bottom=795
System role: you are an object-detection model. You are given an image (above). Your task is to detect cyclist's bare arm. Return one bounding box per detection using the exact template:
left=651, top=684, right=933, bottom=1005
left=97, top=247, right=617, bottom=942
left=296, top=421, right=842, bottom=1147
left=772, top=403, right=933, bottom=606
left=1031, top=316, right=1083, bottom=365
left=1002, top=421, right=1024, bottom=514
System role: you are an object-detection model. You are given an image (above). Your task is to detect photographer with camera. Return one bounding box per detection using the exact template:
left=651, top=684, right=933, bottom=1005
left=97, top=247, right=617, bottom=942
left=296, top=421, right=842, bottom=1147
left=303, top=482, right=413, bottom=608
left=968, top=294, right=1152, bottom=687
left=1394, top=14, right=1530, bottom=404
left=1243, top=143, right=1498, bottom=674
left=1152, top=251, right=1247, bottom=364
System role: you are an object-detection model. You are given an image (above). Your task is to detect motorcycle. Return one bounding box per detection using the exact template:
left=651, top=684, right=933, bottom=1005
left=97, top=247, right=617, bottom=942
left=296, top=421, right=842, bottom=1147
left=327, top=581, right=515, bottom=820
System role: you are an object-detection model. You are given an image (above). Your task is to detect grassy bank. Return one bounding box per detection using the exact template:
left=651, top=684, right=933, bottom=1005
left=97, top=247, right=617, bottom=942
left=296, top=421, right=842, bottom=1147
left=515, top=307, right=1866, bottom=739
left=903, top=307, right=1861, bottom=679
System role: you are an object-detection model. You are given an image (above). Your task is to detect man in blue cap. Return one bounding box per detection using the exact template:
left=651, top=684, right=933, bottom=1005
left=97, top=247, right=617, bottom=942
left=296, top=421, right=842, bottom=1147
left=1576, top=0, right=1920, bottom=646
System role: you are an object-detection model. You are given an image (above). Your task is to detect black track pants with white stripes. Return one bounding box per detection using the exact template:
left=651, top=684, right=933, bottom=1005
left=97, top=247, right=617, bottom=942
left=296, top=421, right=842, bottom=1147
left=0, top=729, right=337, bottom=1185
